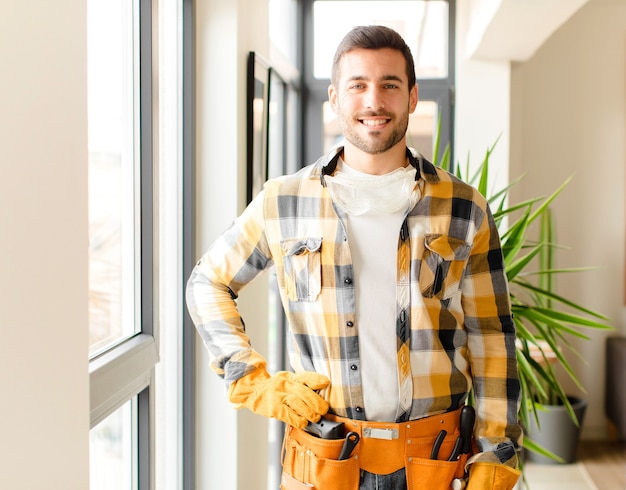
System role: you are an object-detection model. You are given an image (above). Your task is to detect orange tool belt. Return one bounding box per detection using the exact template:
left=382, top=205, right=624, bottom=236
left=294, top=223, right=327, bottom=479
left=281, top=407, right=472, bottom=490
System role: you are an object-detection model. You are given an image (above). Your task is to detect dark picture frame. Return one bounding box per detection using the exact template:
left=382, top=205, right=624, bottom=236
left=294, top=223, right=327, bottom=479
left=246, top=52, right=270, bottom=204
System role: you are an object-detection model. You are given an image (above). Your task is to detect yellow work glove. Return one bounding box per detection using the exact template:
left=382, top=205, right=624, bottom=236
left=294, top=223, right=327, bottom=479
left=466, top=462, right=521, bottom=490
left=228, top=367, right=330, bottom=428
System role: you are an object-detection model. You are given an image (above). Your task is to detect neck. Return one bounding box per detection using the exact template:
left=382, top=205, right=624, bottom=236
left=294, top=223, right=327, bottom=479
left=342, top=141, right=408, bottom=175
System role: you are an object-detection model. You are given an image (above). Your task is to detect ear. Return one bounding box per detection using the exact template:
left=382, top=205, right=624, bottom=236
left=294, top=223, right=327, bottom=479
left=328, top=84, right=338, bottom=113
left=409, top=83, right=418, bottom=114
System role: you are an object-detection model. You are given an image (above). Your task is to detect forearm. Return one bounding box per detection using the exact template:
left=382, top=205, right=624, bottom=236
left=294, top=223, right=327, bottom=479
left=186, top=263, right=266, bottom=380
left=467, top=329, right=522, bottom=449
left=186, top=192, right=272, bottom=381
left=463, top=205, right=523, bottom=465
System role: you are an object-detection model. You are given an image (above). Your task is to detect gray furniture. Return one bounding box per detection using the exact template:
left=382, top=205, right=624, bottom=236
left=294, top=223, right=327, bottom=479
left=605, top=336, right=626, bottom=441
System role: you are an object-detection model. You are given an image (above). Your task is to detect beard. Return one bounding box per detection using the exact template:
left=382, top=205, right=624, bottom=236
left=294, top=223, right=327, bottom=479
left=338, top=109, right=409, bottom=155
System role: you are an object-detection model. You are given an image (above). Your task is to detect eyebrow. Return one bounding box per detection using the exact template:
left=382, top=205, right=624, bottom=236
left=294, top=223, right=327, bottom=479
left=346, top=74, right=405, bottom=83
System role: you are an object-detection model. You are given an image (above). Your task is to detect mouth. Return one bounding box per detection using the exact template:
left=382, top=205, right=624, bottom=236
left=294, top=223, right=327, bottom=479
left=358, top=117, right=390, bottom=128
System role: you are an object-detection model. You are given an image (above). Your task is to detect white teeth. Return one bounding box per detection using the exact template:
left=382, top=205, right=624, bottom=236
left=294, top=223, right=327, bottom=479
left=361, top=119, right=387, bottom=127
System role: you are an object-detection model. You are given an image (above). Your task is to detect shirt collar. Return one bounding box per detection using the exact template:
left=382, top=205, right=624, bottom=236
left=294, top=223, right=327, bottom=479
left=316, top=147, right=440, bottom=187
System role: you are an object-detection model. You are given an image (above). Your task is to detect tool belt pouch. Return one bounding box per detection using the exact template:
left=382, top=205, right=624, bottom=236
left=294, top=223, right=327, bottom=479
left=281, top=426, right=360, bottom=490
left=466, top=462, right=521, bottom=490
left=281, top=408, right=471, bottom=490
left=405, top=449, right=469, bottom=490
left=352, top=424, right=469, bottom=489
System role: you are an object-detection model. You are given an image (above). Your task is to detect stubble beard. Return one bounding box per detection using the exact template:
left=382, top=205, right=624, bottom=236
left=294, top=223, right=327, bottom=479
left=339, top=111, right=409, bottom=155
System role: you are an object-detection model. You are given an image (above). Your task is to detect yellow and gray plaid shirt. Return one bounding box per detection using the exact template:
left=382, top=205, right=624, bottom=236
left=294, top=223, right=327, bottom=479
left=187, top=147, right=522, bottom=463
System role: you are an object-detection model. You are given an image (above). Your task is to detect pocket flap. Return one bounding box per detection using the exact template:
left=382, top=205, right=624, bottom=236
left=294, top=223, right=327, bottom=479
left=425, top=235, right=470, bottom=261
left=281, top=237, right=323, bottom=256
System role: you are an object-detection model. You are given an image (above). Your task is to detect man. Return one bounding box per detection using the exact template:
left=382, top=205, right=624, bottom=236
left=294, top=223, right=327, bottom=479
left=187, top=25, right=522, bottom=490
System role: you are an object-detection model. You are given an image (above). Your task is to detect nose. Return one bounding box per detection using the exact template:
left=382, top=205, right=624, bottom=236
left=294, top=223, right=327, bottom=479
left=364, top=86, right=384, bottom=110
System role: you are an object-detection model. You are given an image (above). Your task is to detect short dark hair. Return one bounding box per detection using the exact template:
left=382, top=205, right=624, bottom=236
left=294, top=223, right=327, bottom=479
left=331, top=25, right=417, bottom=90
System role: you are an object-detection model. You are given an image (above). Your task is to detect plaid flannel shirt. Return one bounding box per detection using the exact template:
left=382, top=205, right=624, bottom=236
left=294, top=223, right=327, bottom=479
left=186, top=147, right=523, bottom=466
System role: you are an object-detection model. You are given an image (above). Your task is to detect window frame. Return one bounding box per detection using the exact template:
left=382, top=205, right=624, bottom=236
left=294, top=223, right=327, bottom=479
left=88, top=0, right=157, bottom=489
left=182, top=0, right=196, bottom=489
left=300, top=0, right=456, bottom=165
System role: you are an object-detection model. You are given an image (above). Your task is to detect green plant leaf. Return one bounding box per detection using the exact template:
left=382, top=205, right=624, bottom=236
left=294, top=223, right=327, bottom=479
left=493, top=197, right=544, bottom=222
left=531, top=306, right=613, bottom=330
left=516, top=349, right=548, bottom=399
left=521, top=266, right=598, bottom=276
left=515, top=310, right=585, bottom=394
left=433, top=132, right=611, bottom=441
left=506, top=244, right=543, bottom=282
left=501, top=209, right=532, bottom=267
left=527, top=176, right=573, bottom=225
left=523, top=437, right=566, bottom=463
left=514, top=281, right=611, bottom=321
left=487, top=173, right=527, bottom=207
left=433, top=113, right=443, bottom=168
left=477, top=149, right=490, bottom=197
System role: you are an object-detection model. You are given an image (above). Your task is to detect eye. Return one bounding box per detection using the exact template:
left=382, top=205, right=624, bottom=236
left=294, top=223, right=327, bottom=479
left=383, top=83, right=399, bottom=89
left=349, top=83, right=365, bottom=90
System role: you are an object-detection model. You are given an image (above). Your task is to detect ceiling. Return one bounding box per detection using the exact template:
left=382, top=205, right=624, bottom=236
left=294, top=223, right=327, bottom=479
left=466, top=0, right=591, bottom=61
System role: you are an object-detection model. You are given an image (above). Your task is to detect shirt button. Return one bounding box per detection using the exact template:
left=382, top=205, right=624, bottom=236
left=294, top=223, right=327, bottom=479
left=346, top=321, right=354, bottom=327
left=344, top=277, right=352, bottom=285
left=350, top=364, right=358, bottom=370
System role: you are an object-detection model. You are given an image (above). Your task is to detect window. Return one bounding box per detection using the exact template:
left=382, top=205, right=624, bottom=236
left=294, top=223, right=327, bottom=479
left=89, top=399, right=135, bottom=490
left=312, top=0, right=449, bottom=80
left=88, top=0, right=158, bottom=488
left=88, top=0, right=141, bottom=358
left=303, top=0, right=455, bottom=163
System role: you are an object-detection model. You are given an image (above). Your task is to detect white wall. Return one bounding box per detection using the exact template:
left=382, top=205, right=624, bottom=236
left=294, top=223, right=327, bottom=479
left=455, top=0, right=511, bottom=194
left=0, top=1, right=89, bottom=489
left=194, top=0, right=271, bottom=488
left=457, top=0, right=626, bottom=442
left=509, top=0, right=626, bottom=440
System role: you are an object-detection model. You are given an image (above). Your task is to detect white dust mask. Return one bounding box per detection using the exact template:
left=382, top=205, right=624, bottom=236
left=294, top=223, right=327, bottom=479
left=324, top=160, right=421, bottom=215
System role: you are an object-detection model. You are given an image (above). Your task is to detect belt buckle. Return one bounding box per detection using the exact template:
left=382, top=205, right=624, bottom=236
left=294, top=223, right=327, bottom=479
left=362, top=427, right=399, bottom=440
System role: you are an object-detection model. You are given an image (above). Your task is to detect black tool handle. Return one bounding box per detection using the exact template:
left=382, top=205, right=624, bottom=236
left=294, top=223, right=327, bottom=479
left=430, top=429, right=447, bottom=460
left=448, top=436, right=464, bottom=461
left=304, top=418, right=345, bottom=439
left=338, top=431, right=360, bottom=460
left=459, top=406, right=475, bottom=454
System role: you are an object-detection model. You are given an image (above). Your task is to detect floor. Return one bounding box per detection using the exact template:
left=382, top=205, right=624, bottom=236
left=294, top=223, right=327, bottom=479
left=521, top=441, right=626, bottom=490
left=522, top=461, right=599, bottom=489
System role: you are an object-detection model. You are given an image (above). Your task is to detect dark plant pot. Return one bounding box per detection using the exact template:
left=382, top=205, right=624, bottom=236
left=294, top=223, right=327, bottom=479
left=526, top=396, right=587, bottom=465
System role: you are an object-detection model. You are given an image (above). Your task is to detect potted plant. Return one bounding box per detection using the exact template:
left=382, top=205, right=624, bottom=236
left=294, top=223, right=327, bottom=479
left=516, top=207, right=595, bottom=465
left=432, top=135, right=613, bottom=465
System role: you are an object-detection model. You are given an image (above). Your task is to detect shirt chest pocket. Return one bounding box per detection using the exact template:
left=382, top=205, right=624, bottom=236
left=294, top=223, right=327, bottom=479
left=281, top=237, right=323, bottom=302
left=419, top=235, right=471, bottom=300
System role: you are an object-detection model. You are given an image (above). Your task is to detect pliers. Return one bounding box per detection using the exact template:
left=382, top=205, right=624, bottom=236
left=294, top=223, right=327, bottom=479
left=430, top=429, right=447, bottom=460
left=448, top=406, right=476, bottom=461
left=430, top=406, right=476, bottom=461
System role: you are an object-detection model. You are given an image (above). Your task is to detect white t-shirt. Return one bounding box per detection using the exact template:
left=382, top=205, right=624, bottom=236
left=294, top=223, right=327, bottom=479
left=333, top=160, right=417, bottom=421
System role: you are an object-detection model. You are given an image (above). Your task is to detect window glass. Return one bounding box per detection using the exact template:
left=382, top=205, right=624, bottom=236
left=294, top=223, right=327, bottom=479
left=406, top=100, right=438, bottom=160
left=313, top=0, right=448, bottom=79
left=90, top=399, right=135, bottom=490
left=269, top=0, right=299, bottom=66
left=88, top=0, right=140, bottom=356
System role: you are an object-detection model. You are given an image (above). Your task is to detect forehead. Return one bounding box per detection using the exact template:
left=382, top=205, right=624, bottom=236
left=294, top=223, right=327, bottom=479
left=336, top=48, right=408, bottom=83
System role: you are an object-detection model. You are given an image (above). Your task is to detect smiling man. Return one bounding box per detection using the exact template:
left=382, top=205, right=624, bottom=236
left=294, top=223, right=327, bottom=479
left=187, top=25, right=522, bottom=490
left=329, top=46, right=417, bottom=165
